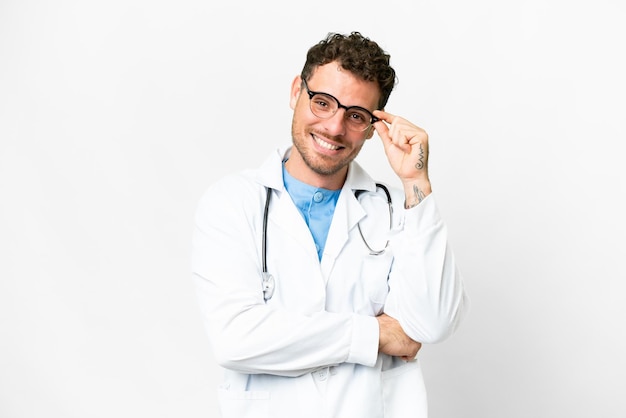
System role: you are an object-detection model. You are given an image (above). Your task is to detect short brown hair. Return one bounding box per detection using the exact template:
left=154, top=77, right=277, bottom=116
left=300, top=32, right=397, bottom=109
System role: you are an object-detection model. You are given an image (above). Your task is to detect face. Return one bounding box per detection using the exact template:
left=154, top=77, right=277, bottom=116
left=287, top=62, right=381, bottom=189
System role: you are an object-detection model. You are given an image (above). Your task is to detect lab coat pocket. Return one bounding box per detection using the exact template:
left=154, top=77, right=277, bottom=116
left=382, top=360, right=427, bottom=418
left=218, top=386, right=270, bottom=418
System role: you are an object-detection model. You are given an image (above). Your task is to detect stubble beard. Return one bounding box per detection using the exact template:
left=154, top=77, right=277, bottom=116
left=290, top=121, right=363, bottom=177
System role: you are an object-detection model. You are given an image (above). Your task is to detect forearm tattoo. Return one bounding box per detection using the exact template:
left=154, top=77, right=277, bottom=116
left=414, top=144, right=425, bottom=170
left=405, top=184, right=426, bottom=209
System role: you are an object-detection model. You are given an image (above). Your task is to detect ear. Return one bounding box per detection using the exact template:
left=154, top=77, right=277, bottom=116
left=289, top=76, right=303, bottom=110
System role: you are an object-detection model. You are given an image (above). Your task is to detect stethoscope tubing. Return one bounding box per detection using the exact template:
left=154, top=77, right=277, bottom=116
left=262, top=186, right=272, bottom=274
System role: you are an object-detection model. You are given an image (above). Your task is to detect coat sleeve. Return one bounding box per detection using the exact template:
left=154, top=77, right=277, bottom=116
left=384, top=192, right=469, bottom=344
left=191, top=176, right=379, bottom=377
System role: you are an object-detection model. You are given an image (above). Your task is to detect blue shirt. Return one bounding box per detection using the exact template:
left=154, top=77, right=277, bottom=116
left=282, top=164, right=340, bottom=260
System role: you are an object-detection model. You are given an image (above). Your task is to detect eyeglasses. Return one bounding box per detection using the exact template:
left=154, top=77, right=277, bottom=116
left=302, top=79, right=379, bottom=132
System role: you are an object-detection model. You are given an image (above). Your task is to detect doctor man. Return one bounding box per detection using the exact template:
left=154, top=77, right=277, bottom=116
left=192, top=31, right=468, bottom=418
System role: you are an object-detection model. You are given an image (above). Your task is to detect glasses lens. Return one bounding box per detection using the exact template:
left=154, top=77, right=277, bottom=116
left=309, top=93, right=338, bottom=118
left=344, top=108, right=372, bottom=131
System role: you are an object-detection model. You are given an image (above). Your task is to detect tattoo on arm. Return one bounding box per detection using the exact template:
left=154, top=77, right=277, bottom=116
left=405, top=184, right=426, bottom=209
left=414, top=144, right=425, bottom=170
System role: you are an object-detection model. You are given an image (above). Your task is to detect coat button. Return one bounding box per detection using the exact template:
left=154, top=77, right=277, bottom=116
left=314, top=368, right=328, bottom=381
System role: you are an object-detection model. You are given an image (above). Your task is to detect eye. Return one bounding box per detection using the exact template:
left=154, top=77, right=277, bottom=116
left=347, top=109, right=369, bottom=123
left=312, top=94, right=334, bottom=111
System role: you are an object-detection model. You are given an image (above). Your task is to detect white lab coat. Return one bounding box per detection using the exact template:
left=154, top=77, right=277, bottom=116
left=192, top=145, right=468, bottom=418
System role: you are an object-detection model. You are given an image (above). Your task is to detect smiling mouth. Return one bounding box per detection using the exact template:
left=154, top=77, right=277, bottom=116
left=313, top=134, right=342, bottom=151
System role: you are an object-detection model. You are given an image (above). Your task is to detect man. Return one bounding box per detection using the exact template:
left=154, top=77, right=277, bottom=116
left=192, top=31, right=468, bottom=418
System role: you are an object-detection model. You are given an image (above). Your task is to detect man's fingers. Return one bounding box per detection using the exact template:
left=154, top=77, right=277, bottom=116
left=373, top=109, right=395, bottom=124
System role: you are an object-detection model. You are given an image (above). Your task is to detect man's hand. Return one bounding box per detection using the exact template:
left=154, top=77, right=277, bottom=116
left=377, top=313, right=422, bottom=361
left=373, top=111, right=432, bottom=208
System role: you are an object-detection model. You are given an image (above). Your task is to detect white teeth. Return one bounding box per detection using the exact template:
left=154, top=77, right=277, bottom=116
left=314, top=135, right=339, bottom=150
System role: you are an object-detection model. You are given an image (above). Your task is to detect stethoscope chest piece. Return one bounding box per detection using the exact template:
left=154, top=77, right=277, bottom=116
left=261, top=272, right=275, bottom=301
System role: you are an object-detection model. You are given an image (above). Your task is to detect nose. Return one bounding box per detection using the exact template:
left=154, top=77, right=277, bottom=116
left=322, top=108, right=347, bottom=136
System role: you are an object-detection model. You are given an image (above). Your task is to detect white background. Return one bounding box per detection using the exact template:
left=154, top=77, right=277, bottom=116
left=1, top=0, right=625, bottom=417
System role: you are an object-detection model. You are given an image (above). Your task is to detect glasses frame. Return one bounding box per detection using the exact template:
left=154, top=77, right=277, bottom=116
left=302, top=79, right=380, bottom=132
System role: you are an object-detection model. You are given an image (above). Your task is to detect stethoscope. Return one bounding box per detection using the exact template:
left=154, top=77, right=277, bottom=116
left=261, top=183, right=393, bottom=301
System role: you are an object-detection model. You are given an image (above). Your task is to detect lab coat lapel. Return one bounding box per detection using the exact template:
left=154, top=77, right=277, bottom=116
left=320, top=189, right=365, bottom=278
left=256, top=145, right=319, bottom=259
left=320, top=162, right=377, bottom=278
left=269, top=188, right=318, bottom=257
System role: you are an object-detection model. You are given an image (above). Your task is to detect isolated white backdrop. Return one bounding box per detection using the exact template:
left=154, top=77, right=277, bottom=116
left=1, top=0, right=625, bottom=417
